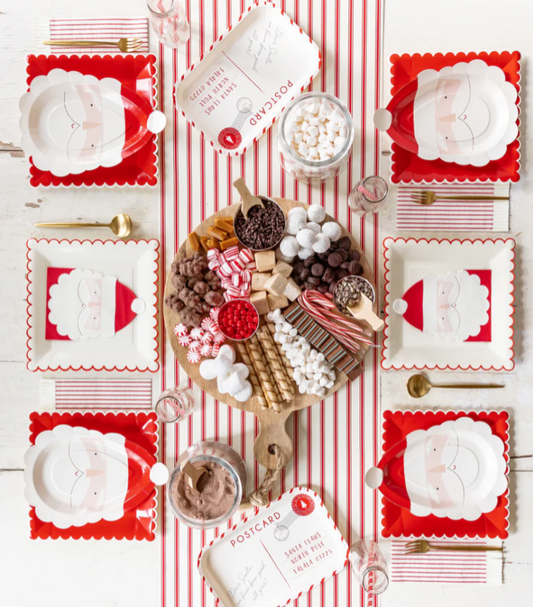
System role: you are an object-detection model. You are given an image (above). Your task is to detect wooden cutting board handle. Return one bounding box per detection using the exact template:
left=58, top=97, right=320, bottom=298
left=253, top=408, right=294, bottom=470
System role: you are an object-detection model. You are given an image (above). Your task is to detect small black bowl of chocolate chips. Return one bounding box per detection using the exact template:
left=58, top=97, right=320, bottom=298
left=234, top=197, right=287, bottom=252
left=290, top=235, right=364, bottom=295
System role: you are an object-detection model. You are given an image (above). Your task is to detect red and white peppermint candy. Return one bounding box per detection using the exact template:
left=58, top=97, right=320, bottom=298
left=213, top=332, right=226, bottom=344
left=207, top=248, right=220, bottom=261
left=178, top=334, right=192, bottom=347
left=200, top=344, right=213, bottom=357
left=209, top=307, right=220, bottom=321
left=189, top=340, right=202, bottom=352
left=230, top=258, right=245, bottom=272
left=201, top=332, right=213, bottom=345
left=211, top=343, right=221, bottom=357
left=223, top=245, right=240, bottom=260
left=245, top=262, right=256, bottom=271
left=208, top=321, right=220, bottom=335
left=240, top=284, right=251, bottom=297
left=187, top=350, right=201, bottom=364
left=240, top=270, right=252, bottom=282
left=219, top=262, right=232, bottom=277
left=190, top=327, right=205, bottom=340
left=239, top=248, right=254, bottom=263
left=201, top=317, right=213, bottom=331
left=226, top=285, right=241, bottom=299
left=173, top=323, right=189, bottom=337
left=232, top=274, right=241, bottom=287
left=208, top=259, right=220, bottom=271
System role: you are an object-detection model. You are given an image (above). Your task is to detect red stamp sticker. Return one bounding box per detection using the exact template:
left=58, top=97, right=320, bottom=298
left=218, top=127, right=242, bottom=150
left=291, top=493, right=315, bottom=516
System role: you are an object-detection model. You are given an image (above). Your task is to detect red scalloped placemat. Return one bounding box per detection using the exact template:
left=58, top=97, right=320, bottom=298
left=28, top=410, right=159, bottom=540
left=25, top=54, right=159, bottom=188
left=389, top=50, right=521, bottom=184
left=381, top=409, right=510, bottom=539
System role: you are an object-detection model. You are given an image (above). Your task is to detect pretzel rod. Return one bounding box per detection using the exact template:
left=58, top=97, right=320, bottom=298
left=298, top=290, right=373, bottom=352
left=236, top=342, right=267, bottom=408
left=257, top=324, right=294, bottom=401
left=266, top=321, right=294, bottom=379
left=244, top=338, right=282, bottom=412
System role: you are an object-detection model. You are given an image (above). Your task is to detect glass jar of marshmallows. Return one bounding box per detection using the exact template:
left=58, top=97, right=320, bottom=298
left=278, top=92, right=354, bottom=183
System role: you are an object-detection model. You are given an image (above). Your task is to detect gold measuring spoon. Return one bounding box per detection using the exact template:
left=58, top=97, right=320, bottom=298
left=407, top=374, right=504, bottom=399
left=34, top=213, right=133, bottom=238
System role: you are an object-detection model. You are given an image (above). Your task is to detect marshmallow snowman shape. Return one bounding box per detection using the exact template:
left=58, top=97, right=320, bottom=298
left=199, top=345, right=252, bottom=402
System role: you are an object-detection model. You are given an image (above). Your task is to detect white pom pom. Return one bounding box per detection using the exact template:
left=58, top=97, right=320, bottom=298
left=321, top=221, right=342, bottom=242
left=296, top=228, right=316, bottom=249
left=305, top=222, right=321, bottom=235
left=280, top=235, right=300, bottom=257
left=298, top=247, right=315, bottom=260
left=312, top=233, right=331, bottom=253
left=308, top=204, right=326, bottom=223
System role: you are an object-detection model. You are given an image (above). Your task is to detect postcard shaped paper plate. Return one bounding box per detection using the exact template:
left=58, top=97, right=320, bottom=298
left=384, top=51, right=521, bottom=184
left=198, top=488, right=349, bottom=607
left=370, top=409, right=510, bottom=539
left=26, top=239, right=160, bottom=372
left=174, top=1, right=321, bottom=155
left=25, top=411, right=167, bottom=540
left=23, top=54, right=163, bottom=187
left=382, top=238, right=515, bottom=371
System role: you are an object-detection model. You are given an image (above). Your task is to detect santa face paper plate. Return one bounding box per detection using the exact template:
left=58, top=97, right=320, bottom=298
left=366, top=417, right=507, bottom=522
left=19, top=68, right=165, bottom=177
left=375, top=410, right=510, bottom=539
left=26, top=239, right=160, bottom=372
left=24, top=425, right=167, bottom=529
left=27, top=411, right=165, bottom=540
left=382, top=238, right=515, bottom=371
left=375, top=59, right=518, bottom=167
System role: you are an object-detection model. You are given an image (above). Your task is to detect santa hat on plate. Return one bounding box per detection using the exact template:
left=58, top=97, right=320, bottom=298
left=392, top=275, right=441, bottom=335
left=365, top=438, right=411, bottom=511
left=374, top=77, right=419, bottom=155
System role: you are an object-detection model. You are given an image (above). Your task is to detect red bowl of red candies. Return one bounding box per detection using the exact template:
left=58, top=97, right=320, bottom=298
left=217, top=299, right=260, bottom=342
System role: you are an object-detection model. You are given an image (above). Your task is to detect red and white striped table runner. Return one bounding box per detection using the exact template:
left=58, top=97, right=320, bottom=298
left=396, top=184, right=510, bottom=232
left=39, top=379, right=152, bottom=410
left=156, top=1, right=384, bottom=607
left=41, top=17, right=149, bottom=54
left=390, top=540, right=503, bottom=585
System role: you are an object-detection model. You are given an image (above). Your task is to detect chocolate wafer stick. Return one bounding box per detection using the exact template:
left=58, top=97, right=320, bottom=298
left=257, top=324, right=294, bottom=401
left=236, top=342, right=267, bottom=408
left=244, top=338, right=282, bottom=412
left=266, top=321, right=294, bottom=380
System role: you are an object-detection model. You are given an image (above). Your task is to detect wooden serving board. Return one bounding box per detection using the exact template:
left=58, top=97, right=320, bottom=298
left=163, top=199, right=376, bottom=470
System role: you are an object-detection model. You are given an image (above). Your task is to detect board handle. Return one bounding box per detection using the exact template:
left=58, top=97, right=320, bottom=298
left=253, top=410, right=293, bottom=470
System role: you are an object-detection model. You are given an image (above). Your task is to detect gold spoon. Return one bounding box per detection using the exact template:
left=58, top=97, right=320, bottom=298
left=407, top=374, right=504, bottom=399
left=34, top=213, right=133, bottom=238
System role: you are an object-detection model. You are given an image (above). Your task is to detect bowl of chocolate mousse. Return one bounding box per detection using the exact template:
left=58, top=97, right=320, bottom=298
left=168, top=441, right=247, bottom=529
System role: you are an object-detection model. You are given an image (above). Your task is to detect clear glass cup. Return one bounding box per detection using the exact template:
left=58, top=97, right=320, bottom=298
left=168, top=441, right=247, bottom=529
left=278, top=92, right=354, bottom=184
left=147, top=0, right=190, bottom=48
left=349, top=176, right=389, bottom=216
left=155, top=386, right=195, bottom=423
left=349, top=539, right=389, bottom=595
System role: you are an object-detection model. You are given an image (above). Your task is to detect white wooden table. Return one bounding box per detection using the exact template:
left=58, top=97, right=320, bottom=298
left=1, top=1, right=532, bottom=606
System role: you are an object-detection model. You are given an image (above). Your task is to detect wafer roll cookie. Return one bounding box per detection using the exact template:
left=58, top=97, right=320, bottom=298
left=236, top=342, right=267, bottom=407
left=246, top=337, right=282, bottom=412
left=257, top=325, right=294, bottom=401
left=266, top=321, right=294, bottom=379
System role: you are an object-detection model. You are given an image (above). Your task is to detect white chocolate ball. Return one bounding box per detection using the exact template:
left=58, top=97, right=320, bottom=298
left=305, top=222, right=321, bottom=235
left=312, top=233, right=331, bottom=253
left=288, top=206, right=308, bottom=222
left=296, top=228, right=316, bottom=249
left=321, top=221, right=342, bottom=242
left=298, top=247, right=315, bottom=260
left=275, top=246, right=295, bottom=264
left=308, top=204, right=326, bottom=223
left=286, top=215, right=307, bottom=235
left=280, top=236, right=300, bottom=258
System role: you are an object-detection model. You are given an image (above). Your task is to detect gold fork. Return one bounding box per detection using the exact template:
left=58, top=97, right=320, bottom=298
left=42, top=38, right=143, bottom=53
left=411, top=191, right=510, bottom=205
left=405, top=540, right=503, bottom=554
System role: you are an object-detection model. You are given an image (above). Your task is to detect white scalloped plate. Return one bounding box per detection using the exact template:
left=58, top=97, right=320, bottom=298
left=26, top=239, right=160, bottom=372
left=382, top=238, right=515, bottom=371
